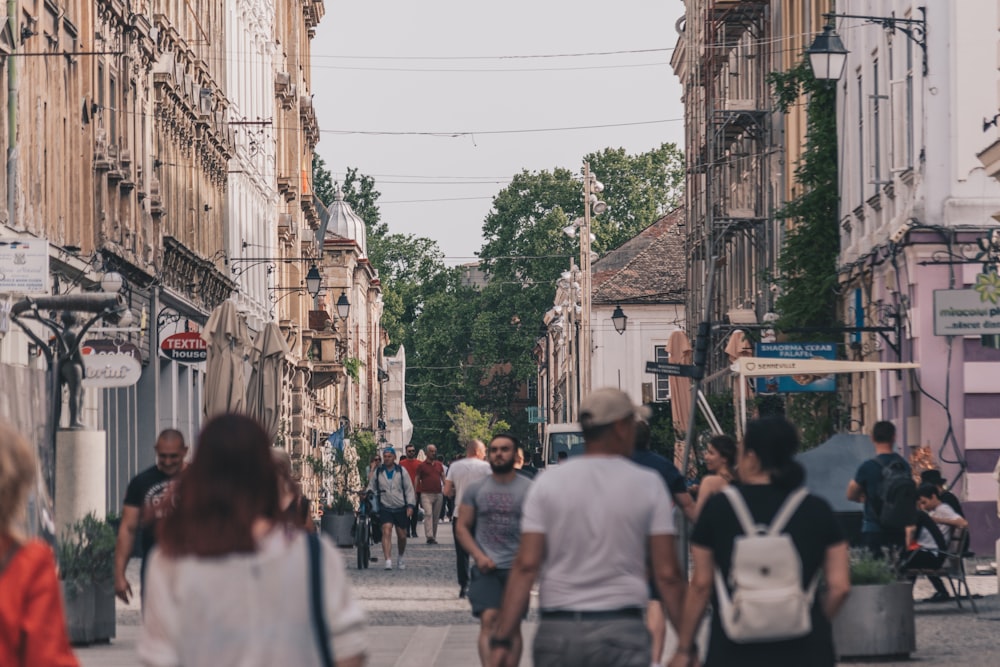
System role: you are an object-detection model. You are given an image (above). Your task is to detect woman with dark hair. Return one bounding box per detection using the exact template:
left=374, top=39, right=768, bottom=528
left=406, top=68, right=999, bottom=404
left=692, top=434, right=738, bottom=518
left=668, top=417, right=850, bottom=667
left=138, top=414, right=366, bottom=667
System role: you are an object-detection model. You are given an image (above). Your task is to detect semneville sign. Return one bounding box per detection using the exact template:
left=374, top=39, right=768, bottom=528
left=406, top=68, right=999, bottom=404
left=933, top=289, right=1000, bottom=335
left=160, top=331, right=208, bottom=362
left=0, top=238, right=49, bottom=295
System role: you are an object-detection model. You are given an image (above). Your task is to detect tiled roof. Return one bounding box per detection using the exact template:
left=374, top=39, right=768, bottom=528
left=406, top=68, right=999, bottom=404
left=592, top=208, right=686, bottom=305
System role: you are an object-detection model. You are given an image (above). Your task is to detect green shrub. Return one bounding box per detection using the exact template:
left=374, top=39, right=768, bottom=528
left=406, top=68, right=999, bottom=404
left=848, top=547, right=898, bottom=585
left=57, top=512, right=116, bottom=591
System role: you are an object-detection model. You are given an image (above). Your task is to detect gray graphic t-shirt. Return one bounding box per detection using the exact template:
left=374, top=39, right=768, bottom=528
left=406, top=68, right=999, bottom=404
left=464, top=475, right=532, bottom=569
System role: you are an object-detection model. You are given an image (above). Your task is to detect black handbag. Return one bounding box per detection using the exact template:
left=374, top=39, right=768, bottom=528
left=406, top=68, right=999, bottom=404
left=307, top=531, right=335, bottom=667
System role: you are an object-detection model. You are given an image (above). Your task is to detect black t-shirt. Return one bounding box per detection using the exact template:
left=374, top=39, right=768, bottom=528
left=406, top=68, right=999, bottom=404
left=123, top=465, right=174, bottom=560
left=691, top=484, right=845, bottom=667
left=632, top=449, right=687, bottom=497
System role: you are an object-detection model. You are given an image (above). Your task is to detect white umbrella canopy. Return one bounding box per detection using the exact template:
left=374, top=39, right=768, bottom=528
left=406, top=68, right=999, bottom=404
left=202, top=300, right=251, bottom=420
left=246, top=321, right=290, bottom=443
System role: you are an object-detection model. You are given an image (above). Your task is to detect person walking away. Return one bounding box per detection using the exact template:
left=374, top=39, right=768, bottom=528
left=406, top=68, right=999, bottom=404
left=138, top=414, right=367, bottom=667
left=490, top=388, right=686, bottom=667
left=670, top=416, right=850, bottom=667
left=416, top=444, right=446, bottom=544
left=445, top=440, right=491, bottom=598
left=439, top=458, right=453, bottom=522
left=0, top=420, right=79, bottom=667
left=114, top=429, right=188, bottom=605
left=900, top=484, right=968, bottom=602
left=692, top=434, right=737, bottom=518
left=272, top=448, right=316, bottom=532
left=847, top=420, right=916, bottom=557
left=399, top=445, right=421, bottom=537
left=514, top=447, right=538, bottom=480
left=456, top=433, right=533, bottom=667
left=368, top=447, right=416, bottom=570
left=631, top=419, right=695, bottom=667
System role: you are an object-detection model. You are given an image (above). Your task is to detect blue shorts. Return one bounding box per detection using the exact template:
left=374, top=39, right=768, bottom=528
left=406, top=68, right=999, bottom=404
left=379, top=506, right=409, bottom=530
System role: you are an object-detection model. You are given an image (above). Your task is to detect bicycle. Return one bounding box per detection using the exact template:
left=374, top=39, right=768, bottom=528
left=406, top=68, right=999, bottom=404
left=354, top=490, right=379, bottom=569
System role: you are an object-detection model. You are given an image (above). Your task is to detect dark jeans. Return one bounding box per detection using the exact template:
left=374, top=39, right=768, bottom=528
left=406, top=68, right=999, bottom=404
left=454, top=519, right=470, bottom=588
left=901, top=549, right=949, bottom=595
left=409, top=493, right=421, bottom=535
left=861, top=530, right=905, bottom=558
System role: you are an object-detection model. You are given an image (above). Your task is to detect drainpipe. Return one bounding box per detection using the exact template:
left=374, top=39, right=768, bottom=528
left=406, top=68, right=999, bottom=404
left=7, top=0, right=17, bottom=228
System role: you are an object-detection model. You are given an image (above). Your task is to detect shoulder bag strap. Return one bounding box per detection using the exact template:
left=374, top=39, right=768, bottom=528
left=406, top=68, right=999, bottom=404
left=307, top=531, right=335, bottom=667
left=767, top=487, right=809, bottom=536
left=720, top=485, right=758, bottom=535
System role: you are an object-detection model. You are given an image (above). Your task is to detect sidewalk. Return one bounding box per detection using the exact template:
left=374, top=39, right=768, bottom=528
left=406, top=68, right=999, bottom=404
left=73, top=522, right=1000, bottom=666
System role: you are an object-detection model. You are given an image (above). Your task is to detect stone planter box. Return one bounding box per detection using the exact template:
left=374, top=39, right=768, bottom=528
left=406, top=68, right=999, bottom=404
left=833, top=581, right=915, bottom=660
left=322, top=513, right=356, bottom=547
left=61, top=580, right=116, bottom=645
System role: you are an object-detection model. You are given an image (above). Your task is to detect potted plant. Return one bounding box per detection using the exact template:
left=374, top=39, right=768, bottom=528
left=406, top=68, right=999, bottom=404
left=57, top=512, right=117, bottom=645
left=832, top=548, right=915, bottom=660
left=309, top=448, right=360, bottom=547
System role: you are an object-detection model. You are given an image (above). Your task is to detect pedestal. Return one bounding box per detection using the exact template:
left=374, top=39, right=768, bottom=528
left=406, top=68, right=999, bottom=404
left=55, top=430, right=107, bottom=539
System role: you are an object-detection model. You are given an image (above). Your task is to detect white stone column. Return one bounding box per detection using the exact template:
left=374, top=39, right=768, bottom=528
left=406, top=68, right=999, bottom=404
left=55, top=430, right=107, bottom=539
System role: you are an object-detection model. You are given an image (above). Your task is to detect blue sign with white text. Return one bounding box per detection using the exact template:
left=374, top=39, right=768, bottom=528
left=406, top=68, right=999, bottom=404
left=755, top=342, right=837, bottom=393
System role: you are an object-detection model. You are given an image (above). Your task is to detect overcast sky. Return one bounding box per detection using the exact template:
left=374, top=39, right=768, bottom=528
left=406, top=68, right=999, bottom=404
left=311, top=1, right=686, bottom=265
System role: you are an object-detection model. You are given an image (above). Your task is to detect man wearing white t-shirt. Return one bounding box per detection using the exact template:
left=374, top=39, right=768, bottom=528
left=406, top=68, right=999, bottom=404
left=489, top=388, right=686, bottom=667
left=444, top=439, right=491, bottom=598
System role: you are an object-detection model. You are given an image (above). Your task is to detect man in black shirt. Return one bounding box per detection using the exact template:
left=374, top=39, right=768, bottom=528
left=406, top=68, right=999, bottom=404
left=114, top=429, right=187, bottom=604
left=847, top=421, right=911, bottom=556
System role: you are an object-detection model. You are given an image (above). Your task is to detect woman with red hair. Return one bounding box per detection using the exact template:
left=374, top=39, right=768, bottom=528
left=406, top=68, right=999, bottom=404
left=138, top=414, right=367, bottom=667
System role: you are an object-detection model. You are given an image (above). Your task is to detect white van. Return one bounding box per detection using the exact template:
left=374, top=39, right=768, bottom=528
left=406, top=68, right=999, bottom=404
left=541, top=423, right=585, bottom=467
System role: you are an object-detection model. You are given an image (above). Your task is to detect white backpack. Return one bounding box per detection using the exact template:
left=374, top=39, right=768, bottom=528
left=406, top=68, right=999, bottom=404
left=714, top=486, right=819, bottom=643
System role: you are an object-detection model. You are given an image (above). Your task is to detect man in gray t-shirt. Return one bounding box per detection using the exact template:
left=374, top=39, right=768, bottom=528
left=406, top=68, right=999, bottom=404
left=456, top=433, right=532, bottom=667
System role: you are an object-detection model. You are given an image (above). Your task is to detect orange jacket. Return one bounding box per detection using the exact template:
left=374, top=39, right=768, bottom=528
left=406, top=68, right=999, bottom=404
left=0, top=539, right=79, bottom=667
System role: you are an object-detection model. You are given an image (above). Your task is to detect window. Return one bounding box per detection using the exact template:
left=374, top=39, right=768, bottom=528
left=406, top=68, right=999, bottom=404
left=857, top=71, right=865, bottom=200
left=653, top=345, right=670, bottom=402
left=871, top=57, right=884, bottom=186
left=905, top=36, right=914, bottom=168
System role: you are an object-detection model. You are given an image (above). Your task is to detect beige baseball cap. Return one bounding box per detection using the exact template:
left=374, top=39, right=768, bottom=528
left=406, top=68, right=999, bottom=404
left=579, top=388, right=651, bottom=428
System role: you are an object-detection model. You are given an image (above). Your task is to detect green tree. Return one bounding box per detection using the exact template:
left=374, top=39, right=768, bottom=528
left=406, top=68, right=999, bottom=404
left=447, top=403, right=511, bottom=447
left=769, top=59, right=841, bottom=448
left=312, top=154, right=336, bottom=207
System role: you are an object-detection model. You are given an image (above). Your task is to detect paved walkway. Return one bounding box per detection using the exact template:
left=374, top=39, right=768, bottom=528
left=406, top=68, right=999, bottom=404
left=74, top=521, right=1000, bottom=666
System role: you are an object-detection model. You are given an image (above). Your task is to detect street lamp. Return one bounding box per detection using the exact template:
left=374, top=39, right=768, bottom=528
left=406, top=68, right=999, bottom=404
left=579, top=162, right=608, bottom=396
left=335, top=290, right=351, bottom=320
left=100, top=271, right=124, bottom=294
left=807, top=10, right=927, bottom=81
left=305, top=264, right=322, bottom=298
left=611, top=305, right=627, bottom=335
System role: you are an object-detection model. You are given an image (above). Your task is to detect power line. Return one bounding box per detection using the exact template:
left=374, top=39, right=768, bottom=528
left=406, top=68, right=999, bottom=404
left=323, top=118, right=683, bottom=137
left=315, top=47, right=674, bottom=61
left=381, top=196, right=494, bottom=204
left=311, top=61, right=669, bottom=73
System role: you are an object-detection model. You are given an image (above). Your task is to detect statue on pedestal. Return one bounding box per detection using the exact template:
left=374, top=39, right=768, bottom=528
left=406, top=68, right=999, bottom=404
left=55, top=311, right=86, bottom=429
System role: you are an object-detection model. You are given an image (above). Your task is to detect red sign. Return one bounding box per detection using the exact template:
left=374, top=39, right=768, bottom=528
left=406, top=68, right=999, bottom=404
left=161, top=331, right=208, bottom=362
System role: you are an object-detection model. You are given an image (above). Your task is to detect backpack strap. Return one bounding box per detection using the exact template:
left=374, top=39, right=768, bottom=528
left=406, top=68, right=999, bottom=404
left=720, top=486, right=760, bottom=535
left=767, top=487, right=810, bottom=536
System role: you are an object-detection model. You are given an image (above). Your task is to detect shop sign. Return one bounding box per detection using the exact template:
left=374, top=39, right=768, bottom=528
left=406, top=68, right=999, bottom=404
left=81, top=340, right=142, bottom=388
left=0, top=238, right=49, bottom=295
left=161, top=331, right=208, bottom=362
left=934, top=287, right=1000, bottom=335
left=754, top=342, right=837, bottom=393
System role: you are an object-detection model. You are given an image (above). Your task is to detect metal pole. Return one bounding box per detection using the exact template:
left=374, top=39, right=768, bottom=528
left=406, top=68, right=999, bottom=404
left=581, top=162, right=593, bottom=397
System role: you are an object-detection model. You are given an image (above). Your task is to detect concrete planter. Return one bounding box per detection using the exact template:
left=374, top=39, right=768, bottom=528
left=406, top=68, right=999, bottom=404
left=833, top=582, right=915, bottom=660
left=322, top=513, right=356, bottom=547
left=61, top=580, right=116, bottom=645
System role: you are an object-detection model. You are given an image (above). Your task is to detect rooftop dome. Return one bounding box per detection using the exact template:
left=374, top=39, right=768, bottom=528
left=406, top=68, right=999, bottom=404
left=324, top=186, right=367, bottom=256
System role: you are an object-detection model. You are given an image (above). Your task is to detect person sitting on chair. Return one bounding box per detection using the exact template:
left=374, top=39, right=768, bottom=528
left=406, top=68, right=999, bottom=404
left=900, top=484, right=968, bottom=602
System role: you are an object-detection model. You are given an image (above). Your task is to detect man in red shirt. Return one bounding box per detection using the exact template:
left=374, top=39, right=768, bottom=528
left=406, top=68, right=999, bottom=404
left=417, top=444, right=446, bottom=544
left=399, top=445, right=421, bottom=537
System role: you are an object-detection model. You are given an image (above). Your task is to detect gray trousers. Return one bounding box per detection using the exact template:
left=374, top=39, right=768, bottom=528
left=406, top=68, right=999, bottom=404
left=533, top=617, right=650, bottom=667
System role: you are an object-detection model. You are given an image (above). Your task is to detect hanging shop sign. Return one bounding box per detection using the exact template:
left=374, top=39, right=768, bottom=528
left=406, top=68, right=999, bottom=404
left=753, top=342, right=837, bottom=393
left=0, top=238, right=49, bottom=295
left=81, top=339, right=142, bottom=388
left=933, top=286, right=1000, bottom=335
left=160, top=331, right=208, bottom=362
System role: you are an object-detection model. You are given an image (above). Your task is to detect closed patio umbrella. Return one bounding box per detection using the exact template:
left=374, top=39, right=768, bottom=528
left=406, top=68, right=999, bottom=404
left=667, top=329, right=693, bottom=437
left=202, top=300, right=250, bottom=419
left=246, top=321, right=290, bottom=443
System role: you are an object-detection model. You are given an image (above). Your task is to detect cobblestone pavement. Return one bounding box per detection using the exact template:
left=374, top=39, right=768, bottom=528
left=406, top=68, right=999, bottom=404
left=73, top=526, right=1000, bottom=667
